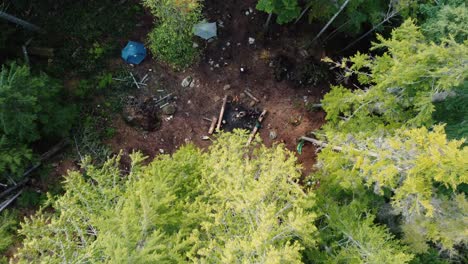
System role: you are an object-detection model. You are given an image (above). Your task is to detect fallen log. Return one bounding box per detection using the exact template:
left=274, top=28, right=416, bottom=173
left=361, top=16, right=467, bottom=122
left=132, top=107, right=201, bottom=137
left=216, top=95, right=228, bottom=131
left=0, top=190, right=23, bottom=213
left=0, top=140, right=69, bottom=200
left=247, top=109, right=268, bottom=146
left=208, top=116, right=218, bottom=135
left=244, top=90, right=260, bottom=103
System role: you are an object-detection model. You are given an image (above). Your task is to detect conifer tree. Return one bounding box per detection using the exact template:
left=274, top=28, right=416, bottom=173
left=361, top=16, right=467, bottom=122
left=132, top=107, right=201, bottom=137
left=322, top=20, right=467, bottom=134
left=0, top=63, right=76, bottom=182
left=15, top=131, right=318, bottom=263
left=313, top=125, right=467, bottom=254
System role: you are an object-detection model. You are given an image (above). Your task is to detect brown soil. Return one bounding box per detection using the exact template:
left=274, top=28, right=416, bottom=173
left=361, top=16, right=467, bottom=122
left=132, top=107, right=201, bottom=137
left=104, top=0, right=328, bottom=175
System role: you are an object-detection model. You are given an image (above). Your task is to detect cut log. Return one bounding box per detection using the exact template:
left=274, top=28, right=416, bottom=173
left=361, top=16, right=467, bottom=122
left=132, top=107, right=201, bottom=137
left=208, top=116, right=218, bottom=135
left=244, top=90, right=260, bottom=103
left=247, top=109, right=268, bottom=146
left=216, top=95, right=228, bottom=131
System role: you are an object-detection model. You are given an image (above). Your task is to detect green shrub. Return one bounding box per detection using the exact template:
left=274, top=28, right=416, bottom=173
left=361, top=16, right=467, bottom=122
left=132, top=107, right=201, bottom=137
left=143, top=0, right=202, bottom=69
left=148, top=23, right=199, bottom=69
left=16, top=189, right=47, bottom=208
left=0, top=209, right=19, bottom=254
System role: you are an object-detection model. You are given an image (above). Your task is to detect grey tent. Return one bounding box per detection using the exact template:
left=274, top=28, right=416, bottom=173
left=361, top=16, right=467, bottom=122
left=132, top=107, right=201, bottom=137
left=193, top=22, right=217, bottom=40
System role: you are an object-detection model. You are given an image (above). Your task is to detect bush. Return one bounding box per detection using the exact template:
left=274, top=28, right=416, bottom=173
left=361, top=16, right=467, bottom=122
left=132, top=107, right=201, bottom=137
left=0, top=210, right=19, bottom=254
left=148, top=23, right=199, bottom=69
left=143, top=0, right=202, bottom=69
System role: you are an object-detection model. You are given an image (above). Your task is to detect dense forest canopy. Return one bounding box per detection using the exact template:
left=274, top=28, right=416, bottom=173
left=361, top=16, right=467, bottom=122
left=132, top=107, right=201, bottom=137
left=0, top=0, right=466, bottom=263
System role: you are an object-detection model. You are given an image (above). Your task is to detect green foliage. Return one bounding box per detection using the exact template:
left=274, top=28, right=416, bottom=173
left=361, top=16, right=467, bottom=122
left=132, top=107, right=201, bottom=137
left=421, top=3, right=467, bottom=43
left=413, top=0, right=467, bottom=43
left=433, top=84, right=468, bottom=140
left=256, top=0, right=301, bottom=24
left=143, top=0, right=202, bottom=69
left=148, top=22, right=199, bottom=69
left=311, top=203, right=413, bottom=263
left=16, top=189, right=47, bottom=208
left=0, top=63, right=76, bottom=181
left=0, top=209, right=19, bottom=254
left=410, top=248, right=450, bottom=264
left=315, top=125, right=467, bottom=254
left=73, top=116, right=113, bottom=165
left=19, top=0, right=140, bottom=76
left=15, top=132, right=317, bottom=263
left=322, top=20, right=468, bottom=134
left=306, top=0, right=390, bottom=35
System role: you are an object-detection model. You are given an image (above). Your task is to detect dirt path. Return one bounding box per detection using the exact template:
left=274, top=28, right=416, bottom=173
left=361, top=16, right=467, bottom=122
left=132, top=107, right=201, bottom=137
left=106, top=0, right=328, bottom=174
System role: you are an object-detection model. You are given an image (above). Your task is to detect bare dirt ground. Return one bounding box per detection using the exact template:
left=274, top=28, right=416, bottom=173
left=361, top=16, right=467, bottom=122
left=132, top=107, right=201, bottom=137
left=101, top=0, right=329, bottom=175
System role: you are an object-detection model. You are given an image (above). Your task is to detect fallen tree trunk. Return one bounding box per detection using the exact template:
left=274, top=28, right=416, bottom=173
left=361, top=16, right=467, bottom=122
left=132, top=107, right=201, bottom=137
left=0, top=190, right=24, bottom=213
left=0, top=140, right=69, bottom=200
left=310, top=0, right=351, bottom=44
left=0, top=11, right=43, bottom=32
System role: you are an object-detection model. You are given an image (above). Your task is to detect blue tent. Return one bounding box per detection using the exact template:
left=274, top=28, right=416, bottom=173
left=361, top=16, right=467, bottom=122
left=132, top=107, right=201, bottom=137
left=121, top=41, right=147, bottom=64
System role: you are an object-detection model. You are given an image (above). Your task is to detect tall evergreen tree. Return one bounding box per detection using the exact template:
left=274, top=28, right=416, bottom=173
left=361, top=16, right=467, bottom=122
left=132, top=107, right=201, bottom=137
left=15, top=132, right=318, bottom=263
left=0, top=63, right=76, bottom=182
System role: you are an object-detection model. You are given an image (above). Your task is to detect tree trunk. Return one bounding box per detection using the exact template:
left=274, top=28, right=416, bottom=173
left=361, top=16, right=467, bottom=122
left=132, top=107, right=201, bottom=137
left=339, top=9, right=398, bottom=52
left=0, top=11, right=42, bottom=32
left=216, top=95, right=228, bottom=131
left=310, top=0, right=351, bottom=44
left=264, top=13, right=273, bottom=31
left=294, top=2, right=313, bottom=24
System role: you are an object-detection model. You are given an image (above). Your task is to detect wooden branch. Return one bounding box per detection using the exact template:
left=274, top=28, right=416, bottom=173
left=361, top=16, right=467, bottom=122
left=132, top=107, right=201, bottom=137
left=216, top=95, right=228, bottom=131
left=339, top=9, right=398, bottom=52
left=140, top=74, right=149, bottom=83
left=294, top=2, right=313, bottom=24
left=244, top=90, right=260, bottom=103
left=310, top=0, right=350, bottom=44
left=208, top=116, right=218, bottom=135
left=309, top=103, right=323, bottom=109
left=0, top=140, right=69, bottom=200
left=130, top=72, right=140, bottom=89
left=0, top=190, right=23, bottom=213
left=247, top=110, right=268, bottom=146
left=28, top=47, right=54, bottom=57
left=22, top=46, right=30, bottom=65
left=0, top=11, right=43, bottom=32
left=153, top=93, right=173, bottom=105
left=300, top=136, right=378, bottom=158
